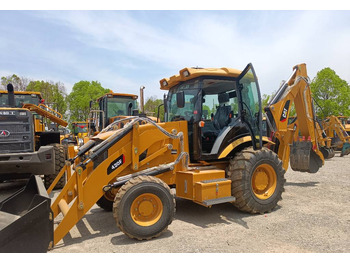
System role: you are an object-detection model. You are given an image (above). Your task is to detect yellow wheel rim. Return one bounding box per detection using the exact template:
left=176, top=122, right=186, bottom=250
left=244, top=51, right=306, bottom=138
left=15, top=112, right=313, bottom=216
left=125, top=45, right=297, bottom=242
left=252, top=163, right=277, bottom=200
left=130, top=193, right=163, bottom=226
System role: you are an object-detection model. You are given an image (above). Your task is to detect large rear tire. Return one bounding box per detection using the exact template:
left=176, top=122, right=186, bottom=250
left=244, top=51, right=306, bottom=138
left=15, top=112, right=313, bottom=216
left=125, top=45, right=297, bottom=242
left=226, top=147, right=285, bottom=214
left=113, top=176, right=175, bottom=240
left=44, top=144, right=66, bottom=190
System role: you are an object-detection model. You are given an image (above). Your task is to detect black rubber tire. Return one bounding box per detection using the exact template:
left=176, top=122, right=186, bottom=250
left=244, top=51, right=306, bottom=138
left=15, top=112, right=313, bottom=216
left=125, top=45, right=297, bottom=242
left=97, top=193, right=115, bottom=211
left=113, top=176, right=175, bottom=240
left=44, top=144, right=66, bottom=189
left=226, top=147, right=286, bottom=214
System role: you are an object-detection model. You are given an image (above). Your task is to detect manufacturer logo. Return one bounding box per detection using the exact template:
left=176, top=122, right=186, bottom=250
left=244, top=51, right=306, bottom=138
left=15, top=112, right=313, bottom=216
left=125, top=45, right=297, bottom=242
left=107, top=154, right=125, bottom=175
left=280, top=100, right=290, bottom=123
left=0, top=111, right=15, bottom=116
left=0, top=130, right=10, bottom=137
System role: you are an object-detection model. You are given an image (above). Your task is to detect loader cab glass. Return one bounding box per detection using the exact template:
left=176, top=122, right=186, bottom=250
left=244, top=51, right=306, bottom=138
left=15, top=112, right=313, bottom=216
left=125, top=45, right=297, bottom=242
left=99, top=95, right=137, bottom=127
left=0, top=93, right=41, bottom=108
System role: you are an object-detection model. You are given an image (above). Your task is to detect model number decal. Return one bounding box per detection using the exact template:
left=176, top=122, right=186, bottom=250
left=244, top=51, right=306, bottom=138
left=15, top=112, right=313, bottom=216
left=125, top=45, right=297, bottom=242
left=107, top=154, right=125, bottom=175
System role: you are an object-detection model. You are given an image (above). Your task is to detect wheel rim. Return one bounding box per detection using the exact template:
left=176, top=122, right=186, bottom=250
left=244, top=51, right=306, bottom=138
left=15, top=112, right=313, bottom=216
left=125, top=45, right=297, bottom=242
left=130, top=193, right=163, bottom=226
left=251, top=163, right=277, bottom=200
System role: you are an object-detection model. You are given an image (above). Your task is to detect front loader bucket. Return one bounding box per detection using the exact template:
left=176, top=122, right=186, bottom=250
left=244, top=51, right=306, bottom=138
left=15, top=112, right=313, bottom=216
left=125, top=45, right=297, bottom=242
left=0, top=175, right=53, bottom=253
left=290, top=141, right=323, bottom=173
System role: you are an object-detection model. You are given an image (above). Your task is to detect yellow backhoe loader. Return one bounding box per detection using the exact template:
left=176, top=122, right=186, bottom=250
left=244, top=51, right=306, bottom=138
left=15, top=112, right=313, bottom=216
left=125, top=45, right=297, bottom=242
left=0, top=63, right=323, bottom=252
left=322, top=115, right=350, bottom=157
left=337, top=116, right=350, bottom=135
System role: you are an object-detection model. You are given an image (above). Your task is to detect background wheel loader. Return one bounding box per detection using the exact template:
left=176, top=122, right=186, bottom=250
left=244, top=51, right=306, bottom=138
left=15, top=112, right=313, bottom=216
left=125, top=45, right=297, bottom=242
left=0, top=84, right=68, bottom=189
left=0, top=63, right=323, bottom=252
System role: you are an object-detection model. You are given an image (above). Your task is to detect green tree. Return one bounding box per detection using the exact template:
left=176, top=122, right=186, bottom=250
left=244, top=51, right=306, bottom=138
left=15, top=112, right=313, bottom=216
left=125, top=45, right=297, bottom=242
left=26, top=80, right=67, bottom=116
left=67, top=81, right=109, bottom=122
left=144, top=96, right=164, bottom=121
left=1, top=74, right=31, bottom=91
left=310, top=67, right=350, bottom=118
left=261, top=94, right=272, bottom=109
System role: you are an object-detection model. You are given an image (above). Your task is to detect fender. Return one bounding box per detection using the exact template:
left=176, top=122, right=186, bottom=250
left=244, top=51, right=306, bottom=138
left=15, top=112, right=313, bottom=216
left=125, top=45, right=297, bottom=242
left=218, top=136, right=274, bottom=159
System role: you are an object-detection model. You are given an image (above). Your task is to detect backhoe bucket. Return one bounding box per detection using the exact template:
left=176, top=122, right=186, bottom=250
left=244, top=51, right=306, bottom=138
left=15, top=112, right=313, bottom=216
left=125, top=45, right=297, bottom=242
left=290, top=141, right=323, bottom=173
left=0, top=175, right=53, bottom=253
left=340, top=142, right=350, bottom=157
left=320, top=146, right=335, bottom=160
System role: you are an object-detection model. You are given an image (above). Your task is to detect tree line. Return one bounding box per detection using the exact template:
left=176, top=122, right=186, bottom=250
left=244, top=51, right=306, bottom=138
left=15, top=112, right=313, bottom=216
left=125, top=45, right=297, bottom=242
left=1, top=67, right=350, bottom=126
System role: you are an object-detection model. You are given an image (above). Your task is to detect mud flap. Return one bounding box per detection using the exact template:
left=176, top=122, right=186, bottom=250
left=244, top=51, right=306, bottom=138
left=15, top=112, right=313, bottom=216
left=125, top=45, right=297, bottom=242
left=290, top=141, right=323, bottom=173
left=340, top=142, right=350, bottom=157
left=0, top=175, right=53, bottom=253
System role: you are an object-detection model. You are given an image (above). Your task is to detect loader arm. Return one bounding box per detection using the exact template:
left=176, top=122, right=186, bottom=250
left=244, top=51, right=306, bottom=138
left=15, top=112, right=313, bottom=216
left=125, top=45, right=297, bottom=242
left=22, top=103, right=68, bottom=127
left=50, top=118, right=189, bottom=246
left=264, top=64, right=324, bottom=173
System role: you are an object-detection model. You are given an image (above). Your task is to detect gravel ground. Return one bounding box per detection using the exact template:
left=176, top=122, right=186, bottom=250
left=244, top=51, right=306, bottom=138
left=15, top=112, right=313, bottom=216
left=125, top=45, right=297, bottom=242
left=1, top=153, right=349, bottom=253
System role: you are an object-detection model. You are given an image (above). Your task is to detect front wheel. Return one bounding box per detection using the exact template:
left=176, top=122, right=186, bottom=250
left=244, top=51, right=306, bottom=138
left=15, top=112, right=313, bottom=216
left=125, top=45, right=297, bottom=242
left=44, top=144, right=66, bottom=189
left=226, top=147, right=286, bottom=214
left=113, top=176, right=175, bottom=240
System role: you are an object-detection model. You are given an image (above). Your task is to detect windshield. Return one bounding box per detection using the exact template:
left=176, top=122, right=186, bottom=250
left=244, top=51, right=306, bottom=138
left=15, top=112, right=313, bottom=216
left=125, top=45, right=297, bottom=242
left=0, top=93, right=40, bottom=108
left=107, top=97, right=137, bottom=118
left=73, top=123, right=88, bottom=134
left=166, top=79, right=201, bottom=122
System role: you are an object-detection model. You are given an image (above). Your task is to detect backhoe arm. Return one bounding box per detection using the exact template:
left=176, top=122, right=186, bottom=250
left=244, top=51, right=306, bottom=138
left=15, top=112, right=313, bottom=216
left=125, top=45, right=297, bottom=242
left=265, top=64, right=324, bottom=173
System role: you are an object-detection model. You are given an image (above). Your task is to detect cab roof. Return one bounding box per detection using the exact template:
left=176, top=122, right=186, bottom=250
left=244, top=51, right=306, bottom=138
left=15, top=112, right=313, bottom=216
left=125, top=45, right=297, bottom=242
left=97, top=90, right=138, bottom=101
left=159, top=67, right=242, bottom=91
left=0, top=90, right=43, bottom=99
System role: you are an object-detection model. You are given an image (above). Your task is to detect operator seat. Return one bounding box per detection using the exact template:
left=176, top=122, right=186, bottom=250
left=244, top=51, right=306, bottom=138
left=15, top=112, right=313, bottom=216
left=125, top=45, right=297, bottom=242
left=213, top=93, right=231, bottom=130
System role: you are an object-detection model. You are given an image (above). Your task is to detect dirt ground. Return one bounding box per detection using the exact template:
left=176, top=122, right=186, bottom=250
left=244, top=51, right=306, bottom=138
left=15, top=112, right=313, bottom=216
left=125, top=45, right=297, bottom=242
left=1, top=153, right=349, bottom=253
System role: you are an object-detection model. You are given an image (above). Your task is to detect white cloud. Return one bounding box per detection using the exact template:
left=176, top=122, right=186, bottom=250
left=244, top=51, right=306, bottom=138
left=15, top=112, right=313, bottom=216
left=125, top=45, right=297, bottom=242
left=9, top=10, right=350, bottom=98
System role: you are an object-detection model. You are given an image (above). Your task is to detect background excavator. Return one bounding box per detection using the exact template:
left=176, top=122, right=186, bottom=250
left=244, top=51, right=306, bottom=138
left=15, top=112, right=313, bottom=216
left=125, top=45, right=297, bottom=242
left=0, top=63, right=325, bottom=252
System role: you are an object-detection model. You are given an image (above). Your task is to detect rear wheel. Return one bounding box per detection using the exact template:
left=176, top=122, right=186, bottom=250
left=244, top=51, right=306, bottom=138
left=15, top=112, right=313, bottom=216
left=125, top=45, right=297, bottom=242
left=113, top=176, right=175, bottom=240
left=44, top=144, right=66, bottom=189
left=226, top=147, right=285, bottom=214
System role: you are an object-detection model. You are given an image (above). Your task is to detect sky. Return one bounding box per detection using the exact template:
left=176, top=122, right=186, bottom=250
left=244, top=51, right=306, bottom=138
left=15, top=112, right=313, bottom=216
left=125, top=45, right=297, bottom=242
left=1, top=3, right=350, bottom=100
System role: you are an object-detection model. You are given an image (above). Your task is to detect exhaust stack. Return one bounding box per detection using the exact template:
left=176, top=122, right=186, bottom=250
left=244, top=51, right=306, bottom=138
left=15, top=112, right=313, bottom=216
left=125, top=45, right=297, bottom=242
left=140, top=86, right=145, bottom=114
left=7, top=83, right=15, bottom=107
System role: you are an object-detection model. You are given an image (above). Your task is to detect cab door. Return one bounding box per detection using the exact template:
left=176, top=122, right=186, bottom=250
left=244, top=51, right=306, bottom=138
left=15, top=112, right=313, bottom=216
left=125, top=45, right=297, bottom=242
left=237, top=63, right=263, bottom=149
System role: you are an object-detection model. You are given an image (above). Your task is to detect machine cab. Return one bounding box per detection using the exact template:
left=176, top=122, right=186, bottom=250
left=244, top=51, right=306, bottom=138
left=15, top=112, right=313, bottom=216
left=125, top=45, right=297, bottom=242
left=163, top=64, right=262, bottom=162
left=97, top=92, right=138, bottom=129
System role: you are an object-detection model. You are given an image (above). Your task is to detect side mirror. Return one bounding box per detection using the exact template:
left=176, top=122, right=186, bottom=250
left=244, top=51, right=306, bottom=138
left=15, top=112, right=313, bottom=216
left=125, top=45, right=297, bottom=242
left=128, top=102, right=133, bottom=116
left=163, top=94, right=168, bottom=113
left=176, top=91, right=185, bottom=108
